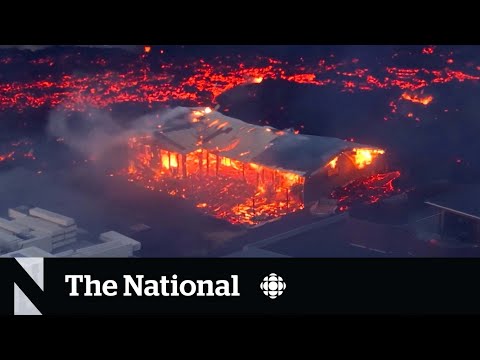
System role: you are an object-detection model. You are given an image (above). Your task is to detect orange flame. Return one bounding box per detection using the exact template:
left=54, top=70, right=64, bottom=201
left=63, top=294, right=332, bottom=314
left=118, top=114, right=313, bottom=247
left=352, top=148, right=384, bottom=169
left=160, top=151, right=178, bottom=169
left=327, top=157, right=338, bottom=169
left=124, top=139, right=305, bottom=225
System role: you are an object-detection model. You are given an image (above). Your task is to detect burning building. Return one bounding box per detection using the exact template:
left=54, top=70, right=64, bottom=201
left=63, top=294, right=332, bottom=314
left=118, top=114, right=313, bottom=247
left=124, top=107, right=387, bottom=225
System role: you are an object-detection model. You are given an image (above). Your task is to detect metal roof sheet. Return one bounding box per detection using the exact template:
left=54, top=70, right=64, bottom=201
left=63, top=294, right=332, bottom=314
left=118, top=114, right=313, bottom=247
left=145, top=107, right=382, bottom=176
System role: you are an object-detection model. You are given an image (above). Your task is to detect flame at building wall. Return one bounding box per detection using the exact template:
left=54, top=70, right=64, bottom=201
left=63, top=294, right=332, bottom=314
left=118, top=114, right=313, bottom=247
left=124, top=138, right=305, bottom=225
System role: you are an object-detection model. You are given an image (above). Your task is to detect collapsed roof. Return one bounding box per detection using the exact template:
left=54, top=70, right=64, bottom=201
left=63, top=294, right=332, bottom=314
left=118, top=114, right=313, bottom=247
left=145, top=106, right=383, bottom=177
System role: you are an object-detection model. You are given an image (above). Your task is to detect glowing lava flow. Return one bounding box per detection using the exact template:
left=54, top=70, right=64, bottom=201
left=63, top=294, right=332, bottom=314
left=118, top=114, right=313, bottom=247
left=0, top=49, right=479, bottom=113
left=401, top=92, right=434, bottom=105
left=331, top=171, right=401, bottom=210
left=422, top=47, right=435, bottom=55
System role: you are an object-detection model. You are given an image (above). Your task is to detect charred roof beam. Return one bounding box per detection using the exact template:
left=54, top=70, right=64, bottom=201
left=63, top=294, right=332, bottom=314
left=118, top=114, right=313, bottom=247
left=153, top=131, right=187, bottom=152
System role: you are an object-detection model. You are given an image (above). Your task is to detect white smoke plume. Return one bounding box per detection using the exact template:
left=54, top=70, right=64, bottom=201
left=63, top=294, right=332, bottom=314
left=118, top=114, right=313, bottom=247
left=46, top=105, right=191, bottom=159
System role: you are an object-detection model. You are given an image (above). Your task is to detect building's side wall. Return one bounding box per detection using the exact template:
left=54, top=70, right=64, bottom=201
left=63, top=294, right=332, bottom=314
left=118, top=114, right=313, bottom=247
left=126, top=143, right=305, bottom=225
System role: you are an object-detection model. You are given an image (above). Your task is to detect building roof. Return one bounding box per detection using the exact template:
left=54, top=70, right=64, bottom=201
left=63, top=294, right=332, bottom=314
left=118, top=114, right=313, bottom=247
left=144, top=106, right=382, bottom=176
left=425, top=185, right=480, bottom=221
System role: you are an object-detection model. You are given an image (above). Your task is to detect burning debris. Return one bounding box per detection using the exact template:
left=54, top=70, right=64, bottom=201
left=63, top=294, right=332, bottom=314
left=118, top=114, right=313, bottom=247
left=0, top=139, right=36, bottom=164
left=331, top=171, right=402, bottom=211
left=0, top=151, right=14, bottom=163
left=120, top=107, right=388, bottom=225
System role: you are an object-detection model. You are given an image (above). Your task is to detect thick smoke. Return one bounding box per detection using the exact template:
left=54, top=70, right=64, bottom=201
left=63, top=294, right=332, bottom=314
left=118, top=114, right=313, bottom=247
left=46, top=105, right=191, bottom=159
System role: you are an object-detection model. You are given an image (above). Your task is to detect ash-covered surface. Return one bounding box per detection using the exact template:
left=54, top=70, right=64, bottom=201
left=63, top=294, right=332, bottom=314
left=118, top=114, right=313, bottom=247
left=1, top=45, right=480, bottom=256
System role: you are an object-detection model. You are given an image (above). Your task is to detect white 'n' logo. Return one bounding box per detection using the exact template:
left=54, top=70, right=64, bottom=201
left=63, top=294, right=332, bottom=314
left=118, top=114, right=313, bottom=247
left=14, top=257, right=44, bottom=315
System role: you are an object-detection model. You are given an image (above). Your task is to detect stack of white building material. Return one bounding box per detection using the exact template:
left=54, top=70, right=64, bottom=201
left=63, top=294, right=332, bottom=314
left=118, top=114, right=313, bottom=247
left=29, top=208, right=75, bottom=227
left=8, top=206, right=29, bottom=219
left=57, top=231, right=141, bottom=257
left=0, top=216, right=56, bottom=253
left=0, top=227, right=21, bottom=252
left=21, top=230, right=54, bottom=253
left=1, top=246, right=54, bottom=258
left=99, top=231, right=142, bottom=252
left=0, top=217, right=30, bottom=238
left=0, top=218, right=54, bottom=253
left=8, top=207, right=77, bottom=250
left=67, top=241, right=135, bottom=257
left=0, top=204, right=140, bottom=257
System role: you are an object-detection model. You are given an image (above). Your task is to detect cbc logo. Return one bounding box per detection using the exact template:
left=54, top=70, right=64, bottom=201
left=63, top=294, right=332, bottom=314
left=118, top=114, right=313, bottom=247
left=260, top=273, right=286, bottom=299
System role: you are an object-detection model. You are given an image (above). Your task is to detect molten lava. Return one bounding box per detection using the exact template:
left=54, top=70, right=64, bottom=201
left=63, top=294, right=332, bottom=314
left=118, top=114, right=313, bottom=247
left=0, top=139, right=36, bottom=164
left=331, top=171, right=401, bottom=210
left=422, top=47, right=435, bottom=55
left=0, top=47, right=478, bottom=114
left=401, top=92, right=434, bottom=105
